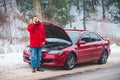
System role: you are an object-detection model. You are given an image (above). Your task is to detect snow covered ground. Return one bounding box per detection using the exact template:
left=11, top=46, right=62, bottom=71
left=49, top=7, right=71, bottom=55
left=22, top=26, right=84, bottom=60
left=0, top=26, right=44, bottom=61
left=109, top=44, right=120, bottom=62
left=0, top=44, right=120, bottom=80
left=0, top=52, right=23, bottom=68
left=0, top=44, right=119, bottom=68
left=110, top=44, right=120, bottom=53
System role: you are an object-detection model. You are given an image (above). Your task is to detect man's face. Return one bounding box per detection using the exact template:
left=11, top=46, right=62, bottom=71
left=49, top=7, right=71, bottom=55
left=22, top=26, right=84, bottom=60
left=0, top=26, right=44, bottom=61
left=33, top=17, right=38, bottom=22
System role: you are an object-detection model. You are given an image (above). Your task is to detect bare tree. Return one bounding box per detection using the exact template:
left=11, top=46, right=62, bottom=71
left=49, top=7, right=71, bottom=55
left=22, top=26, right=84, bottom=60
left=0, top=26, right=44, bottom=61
left=102, top=0, right=106, bottom=19
left=83, top=0, right=86, bottom=30
left=34, top=0, right=43, bottom=21
left=2, top=0, right=13, bottom=44
left=118, top=0, right=120, bottom=14
left=77, top=0, right=80, bottom=10
left=3, top=0, right=7, bottom=16
left=77, top=0, right=86, bottom=30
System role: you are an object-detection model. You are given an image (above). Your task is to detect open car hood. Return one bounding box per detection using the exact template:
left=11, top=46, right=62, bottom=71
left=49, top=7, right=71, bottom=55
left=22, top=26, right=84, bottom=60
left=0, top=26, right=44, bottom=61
left=43, top=22, right=72, bottom=43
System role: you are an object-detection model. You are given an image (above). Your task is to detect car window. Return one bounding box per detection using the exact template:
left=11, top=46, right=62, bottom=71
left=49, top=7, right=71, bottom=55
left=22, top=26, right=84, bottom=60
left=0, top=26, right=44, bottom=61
left=80, top=33, right=91, bottom=43
left=89, top=32, right=101, bottom=42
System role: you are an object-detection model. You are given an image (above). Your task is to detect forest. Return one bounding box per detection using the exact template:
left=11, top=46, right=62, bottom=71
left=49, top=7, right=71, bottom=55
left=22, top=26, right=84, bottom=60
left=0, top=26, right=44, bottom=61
left=0, top=0, right=120, bottom=53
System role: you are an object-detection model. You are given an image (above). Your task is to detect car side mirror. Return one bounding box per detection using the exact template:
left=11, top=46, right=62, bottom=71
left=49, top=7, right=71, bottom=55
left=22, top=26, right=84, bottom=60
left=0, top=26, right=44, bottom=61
left=78, top=40, right=86, bottom=45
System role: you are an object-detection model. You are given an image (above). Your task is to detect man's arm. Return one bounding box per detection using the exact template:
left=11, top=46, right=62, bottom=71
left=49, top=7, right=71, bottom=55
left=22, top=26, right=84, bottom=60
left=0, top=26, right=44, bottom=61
left=27, top=24, right=34, bottom=32
left=42, top=24, right=46, bottom=44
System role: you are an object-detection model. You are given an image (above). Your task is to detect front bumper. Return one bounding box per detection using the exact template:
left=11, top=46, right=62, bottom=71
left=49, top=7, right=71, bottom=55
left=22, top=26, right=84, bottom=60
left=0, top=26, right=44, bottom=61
left=23, top=52, right=68, bottom=67
left=23, top=56, right=31, bottom=63
left=42, top=52, right=67, bottom=66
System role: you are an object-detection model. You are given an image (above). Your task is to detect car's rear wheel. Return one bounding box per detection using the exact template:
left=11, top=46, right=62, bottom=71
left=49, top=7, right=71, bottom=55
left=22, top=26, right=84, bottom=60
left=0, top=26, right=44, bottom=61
left=64, top=53, right=75, bottom=70
left=98, top=50, right=108, bottom=64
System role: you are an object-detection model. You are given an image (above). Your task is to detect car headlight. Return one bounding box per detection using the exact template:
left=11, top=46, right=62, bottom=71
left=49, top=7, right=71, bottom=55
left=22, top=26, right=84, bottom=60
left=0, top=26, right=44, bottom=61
left=24, top=45, right=30, bottom=52
left=48, top=50, right=63, bottom=54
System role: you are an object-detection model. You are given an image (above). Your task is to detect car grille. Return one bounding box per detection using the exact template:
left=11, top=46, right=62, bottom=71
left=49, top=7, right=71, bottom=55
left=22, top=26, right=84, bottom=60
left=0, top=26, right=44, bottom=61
left=24, top=56, right=56, bottom=63
left=24, top=56, right=30, bottom=61
left=42, top=59, right=56, bottom=63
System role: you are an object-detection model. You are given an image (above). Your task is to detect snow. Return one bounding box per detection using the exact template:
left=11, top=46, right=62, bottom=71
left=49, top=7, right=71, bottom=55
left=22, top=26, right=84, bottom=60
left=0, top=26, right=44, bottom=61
left=65, top=6, right=120, bottom=41
left=110, top=44, right=120, bottom=53
left=66, top=20, right=120, bottom=39
left=0, top=41, right=28, bottom=53
left=0, top=2, right=120, bottom=80
left=0, top=44, right=119, bottom=68
left=0, top=3, right=120, bottom=54
left=0, top=0, right=28, bottom=54
left=10, top=19, right=28, bottom=38
left=0, top=52, right=23, bottom=68
left=0, top=44, right=120, bottom=80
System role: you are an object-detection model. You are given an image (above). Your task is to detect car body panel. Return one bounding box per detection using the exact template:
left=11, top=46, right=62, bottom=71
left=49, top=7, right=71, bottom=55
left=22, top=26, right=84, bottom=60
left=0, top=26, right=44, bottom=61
left=76, top=42, right=95, bottom=63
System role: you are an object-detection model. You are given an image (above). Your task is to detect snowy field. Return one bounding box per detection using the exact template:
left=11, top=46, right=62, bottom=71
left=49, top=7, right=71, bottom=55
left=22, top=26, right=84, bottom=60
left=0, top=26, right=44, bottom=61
left=0, top=44, right=120, bottom=68
left=0, top=44, right=120, bottom=80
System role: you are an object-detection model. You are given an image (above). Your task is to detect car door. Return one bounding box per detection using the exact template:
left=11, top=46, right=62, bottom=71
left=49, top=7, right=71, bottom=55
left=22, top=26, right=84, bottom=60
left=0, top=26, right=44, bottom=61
left=89, top=33, right=103, bottom=60
left=76, top=33, right=94, bottom=63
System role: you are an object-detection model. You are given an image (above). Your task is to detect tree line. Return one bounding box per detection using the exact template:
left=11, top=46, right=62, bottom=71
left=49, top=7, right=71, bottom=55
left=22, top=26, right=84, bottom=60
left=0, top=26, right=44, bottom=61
left=16, top=0, right=120, bottom=29
left=0, top=0, right=120, bottom=53
left=1, top=0, right=120, bottom=28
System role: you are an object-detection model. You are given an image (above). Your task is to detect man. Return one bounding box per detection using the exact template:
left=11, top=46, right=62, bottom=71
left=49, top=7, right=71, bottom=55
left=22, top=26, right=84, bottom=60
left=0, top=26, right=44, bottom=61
left=27, top=16, right=46, bottom=73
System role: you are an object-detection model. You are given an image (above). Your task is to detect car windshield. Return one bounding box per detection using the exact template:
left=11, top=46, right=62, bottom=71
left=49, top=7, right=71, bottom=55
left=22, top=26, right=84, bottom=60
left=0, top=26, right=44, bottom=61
left=66, top=32, right=80, bottom=43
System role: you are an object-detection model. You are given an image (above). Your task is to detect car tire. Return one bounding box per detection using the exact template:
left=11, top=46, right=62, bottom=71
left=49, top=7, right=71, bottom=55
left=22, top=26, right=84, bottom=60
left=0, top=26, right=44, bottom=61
left=98, top=50, right=108, bottom=64
left=64, top=53, right=75, bottom=70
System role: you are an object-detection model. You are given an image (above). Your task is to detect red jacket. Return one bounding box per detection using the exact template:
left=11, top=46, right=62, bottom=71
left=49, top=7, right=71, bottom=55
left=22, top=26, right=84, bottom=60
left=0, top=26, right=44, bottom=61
left=27, top=22, right=46, bottom=48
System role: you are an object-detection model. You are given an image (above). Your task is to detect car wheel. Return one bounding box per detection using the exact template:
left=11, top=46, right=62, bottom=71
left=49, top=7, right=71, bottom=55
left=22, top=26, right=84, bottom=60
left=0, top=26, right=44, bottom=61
left=98, top=50, right=108, bottom=64
left=64, top=53, right=75, bottom=70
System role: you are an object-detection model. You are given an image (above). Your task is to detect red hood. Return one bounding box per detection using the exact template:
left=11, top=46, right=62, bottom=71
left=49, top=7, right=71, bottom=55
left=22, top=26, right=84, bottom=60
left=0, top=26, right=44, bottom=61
left=43, top=22, right=72, bottom=43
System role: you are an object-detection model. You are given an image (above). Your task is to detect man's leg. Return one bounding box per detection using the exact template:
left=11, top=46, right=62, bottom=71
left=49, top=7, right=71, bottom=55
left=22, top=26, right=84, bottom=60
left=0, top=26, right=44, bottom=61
left=30, top=47, right=36, bottom=72
left=36, top=48, right=44, bottom=71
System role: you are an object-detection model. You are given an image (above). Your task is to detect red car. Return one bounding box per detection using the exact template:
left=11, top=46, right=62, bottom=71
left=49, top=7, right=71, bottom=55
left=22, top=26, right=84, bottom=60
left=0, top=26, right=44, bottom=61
left=23, top=22, right=110, bottom=70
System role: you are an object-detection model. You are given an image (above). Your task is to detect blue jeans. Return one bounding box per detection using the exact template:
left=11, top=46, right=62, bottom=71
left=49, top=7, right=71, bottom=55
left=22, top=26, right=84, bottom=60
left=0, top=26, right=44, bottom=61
left=30, top=47, right=42, bottom=68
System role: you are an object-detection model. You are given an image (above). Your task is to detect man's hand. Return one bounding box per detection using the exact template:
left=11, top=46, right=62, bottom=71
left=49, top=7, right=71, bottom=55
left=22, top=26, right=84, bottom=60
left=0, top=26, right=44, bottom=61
left=42, top=42, right=45, bottom=46
left=33, top=17, right=39, bottom=24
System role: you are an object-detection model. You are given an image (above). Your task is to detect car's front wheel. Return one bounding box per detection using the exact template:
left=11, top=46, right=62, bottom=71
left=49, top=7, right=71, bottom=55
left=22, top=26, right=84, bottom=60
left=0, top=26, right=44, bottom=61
left=98, top=50, right=108, bottom=64
left=64, top=53, right=75, bottom=70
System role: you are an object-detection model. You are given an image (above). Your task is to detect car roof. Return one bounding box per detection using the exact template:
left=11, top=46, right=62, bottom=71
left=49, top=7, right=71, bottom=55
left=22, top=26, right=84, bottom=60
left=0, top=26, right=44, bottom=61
left=65, top=29, right=89, bottom=34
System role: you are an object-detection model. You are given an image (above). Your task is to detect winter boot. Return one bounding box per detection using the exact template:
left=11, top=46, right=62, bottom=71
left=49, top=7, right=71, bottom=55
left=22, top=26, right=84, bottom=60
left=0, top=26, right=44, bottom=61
left=36, top=67, right=44, bottom=72
left=32, top=68, right=36, bottom=73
